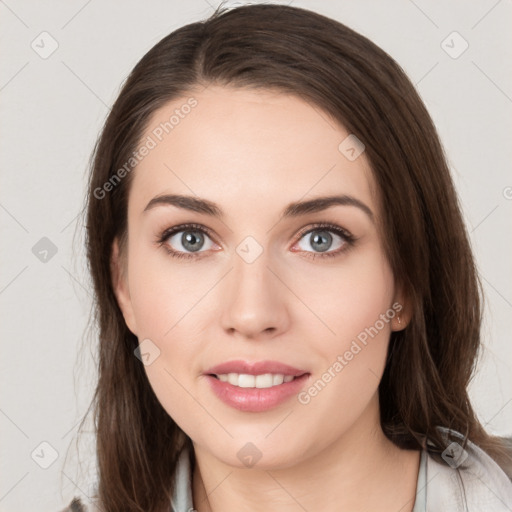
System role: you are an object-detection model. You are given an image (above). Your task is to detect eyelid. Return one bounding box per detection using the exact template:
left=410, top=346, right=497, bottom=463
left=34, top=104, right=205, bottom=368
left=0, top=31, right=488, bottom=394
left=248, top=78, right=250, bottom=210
left=159, top=222, right=217, bottom=242
left=293, top=222, right=354, bottom=243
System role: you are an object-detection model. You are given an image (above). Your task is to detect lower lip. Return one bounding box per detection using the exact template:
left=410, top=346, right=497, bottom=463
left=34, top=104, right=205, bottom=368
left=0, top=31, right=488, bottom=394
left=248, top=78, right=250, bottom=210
left=205, top=373, right=310, bottom=412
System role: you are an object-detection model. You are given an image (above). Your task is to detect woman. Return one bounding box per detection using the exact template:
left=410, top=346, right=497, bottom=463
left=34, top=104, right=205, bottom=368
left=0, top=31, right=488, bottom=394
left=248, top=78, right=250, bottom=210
left=62, top=3, right=512, bottom=511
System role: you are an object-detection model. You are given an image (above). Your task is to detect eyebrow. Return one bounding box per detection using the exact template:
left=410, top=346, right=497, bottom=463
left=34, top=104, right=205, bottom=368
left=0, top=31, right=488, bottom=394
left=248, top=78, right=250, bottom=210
left=143, top=193, right=374, bottom=221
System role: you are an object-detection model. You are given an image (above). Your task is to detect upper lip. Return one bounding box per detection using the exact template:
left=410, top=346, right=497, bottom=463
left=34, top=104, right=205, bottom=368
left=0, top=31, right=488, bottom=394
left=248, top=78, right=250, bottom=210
left=204, top=360, right=308, bottom=377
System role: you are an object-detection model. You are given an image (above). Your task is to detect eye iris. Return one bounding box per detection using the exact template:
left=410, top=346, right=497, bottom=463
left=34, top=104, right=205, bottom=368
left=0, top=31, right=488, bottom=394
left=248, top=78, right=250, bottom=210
left=310, top=230, right=332, bottom=252
left=181, top=231, right=204, bottom=252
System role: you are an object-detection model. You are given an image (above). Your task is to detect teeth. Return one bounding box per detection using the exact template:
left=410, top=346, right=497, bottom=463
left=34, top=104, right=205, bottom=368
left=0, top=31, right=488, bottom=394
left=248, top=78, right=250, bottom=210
left=215, top=373, right=296, bottom=388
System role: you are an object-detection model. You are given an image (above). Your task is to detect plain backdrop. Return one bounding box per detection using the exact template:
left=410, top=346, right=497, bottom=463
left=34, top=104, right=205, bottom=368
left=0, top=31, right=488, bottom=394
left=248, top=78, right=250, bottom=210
left=1, top=1, right=511, bottom=510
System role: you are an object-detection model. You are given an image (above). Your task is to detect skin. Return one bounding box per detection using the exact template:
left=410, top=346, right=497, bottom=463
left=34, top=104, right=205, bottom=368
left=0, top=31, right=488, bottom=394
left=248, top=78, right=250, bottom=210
left=112, top=85, right=420, bottom=512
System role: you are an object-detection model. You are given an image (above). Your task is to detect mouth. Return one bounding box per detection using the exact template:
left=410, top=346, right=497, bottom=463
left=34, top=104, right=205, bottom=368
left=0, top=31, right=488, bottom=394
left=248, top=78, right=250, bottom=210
left=208, top=372, right=307, bottom=389
left=203, top=361, right=311, bottom=412
left=205, top=373, right=310, bottom=412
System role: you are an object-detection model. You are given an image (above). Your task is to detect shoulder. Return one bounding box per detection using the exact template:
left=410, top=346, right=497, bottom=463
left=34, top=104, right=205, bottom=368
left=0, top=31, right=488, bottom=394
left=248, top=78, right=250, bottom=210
left=59, top=497, right=88, bottom=512
left=59, top=497, right=102, bottom=512
left=425, top=429, right=512, bottom=511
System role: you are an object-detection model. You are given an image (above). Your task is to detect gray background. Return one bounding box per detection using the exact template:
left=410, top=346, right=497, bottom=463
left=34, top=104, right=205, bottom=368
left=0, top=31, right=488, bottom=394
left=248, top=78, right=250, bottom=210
left=1, top=1, right=511, bottom=510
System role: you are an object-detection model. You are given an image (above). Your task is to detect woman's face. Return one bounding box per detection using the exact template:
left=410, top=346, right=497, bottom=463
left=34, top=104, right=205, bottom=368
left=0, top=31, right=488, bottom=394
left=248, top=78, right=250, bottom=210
left=113, top=85, right=405, bottom=469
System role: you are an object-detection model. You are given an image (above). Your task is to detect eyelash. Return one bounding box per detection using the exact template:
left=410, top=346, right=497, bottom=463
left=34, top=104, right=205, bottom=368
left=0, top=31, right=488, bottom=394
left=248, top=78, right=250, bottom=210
left=156, top=222, right=356, bottom=261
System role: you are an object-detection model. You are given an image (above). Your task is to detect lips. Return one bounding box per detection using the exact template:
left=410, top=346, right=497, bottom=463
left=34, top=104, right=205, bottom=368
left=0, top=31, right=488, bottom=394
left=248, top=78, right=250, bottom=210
left=204, top=360, right=308, bottom=377
left=203, top=360, right=310, bottom=412
left=205, top=372, right=310, bottom=412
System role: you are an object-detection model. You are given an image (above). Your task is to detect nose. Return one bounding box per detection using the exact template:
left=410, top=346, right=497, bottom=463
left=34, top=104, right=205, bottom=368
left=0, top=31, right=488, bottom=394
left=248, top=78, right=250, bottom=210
left=220, top=251, right=290, bottom=340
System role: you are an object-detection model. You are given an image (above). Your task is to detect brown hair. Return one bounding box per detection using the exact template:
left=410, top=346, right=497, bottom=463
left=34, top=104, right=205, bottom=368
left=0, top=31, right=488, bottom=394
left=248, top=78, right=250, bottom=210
left=79, top=3, right=511, bottom=510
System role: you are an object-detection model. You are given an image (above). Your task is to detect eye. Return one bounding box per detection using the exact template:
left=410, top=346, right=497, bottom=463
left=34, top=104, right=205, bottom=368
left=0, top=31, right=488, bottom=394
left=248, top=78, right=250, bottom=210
left=157, top=223, right=219, bottom=260
left=157, top=222, right=356, bottom=261
left=292, top=223, right=355, bottom=259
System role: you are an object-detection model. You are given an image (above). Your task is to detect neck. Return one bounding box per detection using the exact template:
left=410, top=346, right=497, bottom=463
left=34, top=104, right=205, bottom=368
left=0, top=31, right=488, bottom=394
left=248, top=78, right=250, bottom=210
left=191, top=397, right=420, bottom=512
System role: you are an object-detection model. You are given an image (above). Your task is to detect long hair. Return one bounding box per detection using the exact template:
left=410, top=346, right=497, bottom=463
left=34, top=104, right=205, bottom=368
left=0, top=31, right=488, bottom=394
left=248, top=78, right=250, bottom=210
left=80, top=3, right=511, bottom=510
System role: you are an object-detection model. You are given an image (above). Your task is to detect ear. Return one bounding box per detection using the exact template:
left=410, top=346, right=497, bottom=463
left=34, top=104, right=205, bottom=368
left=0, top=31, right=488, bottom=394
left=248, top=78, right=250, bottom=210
left=111, top=237, right=138, bottom=335
left=390, top=282, right=411, bottom=332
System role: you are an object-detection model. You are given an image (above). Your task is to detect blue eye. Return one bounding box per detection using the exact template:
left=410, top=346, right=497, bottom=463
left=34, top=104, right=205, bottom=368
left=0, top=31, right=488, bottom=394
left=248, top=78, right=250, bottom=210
left=293, top=223, right=355, bottom=259
left=157, top=223, right=217, bottom=260
left=157, top=222, right=356, bottom=260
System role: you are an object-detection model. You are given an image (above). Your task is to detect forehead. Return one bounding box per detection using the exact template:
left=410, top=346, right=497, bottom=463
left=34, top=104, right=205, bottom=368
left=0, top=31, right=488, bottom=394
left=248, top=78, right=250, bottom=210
left=128, top=85, right=377, bottom=218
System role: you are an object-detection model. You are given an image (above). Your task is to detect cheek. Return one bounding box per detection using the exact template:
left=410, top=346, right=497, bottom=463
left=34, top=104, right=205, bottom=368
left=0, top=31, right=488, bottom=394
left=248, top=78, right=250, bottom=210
left=127, top=239, right=209, bottom=338
left=291, top=247, right=396, bottom=350
left=126, top=251, right=212, bottom=433
left=291, top=250, right=395, bottom=415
